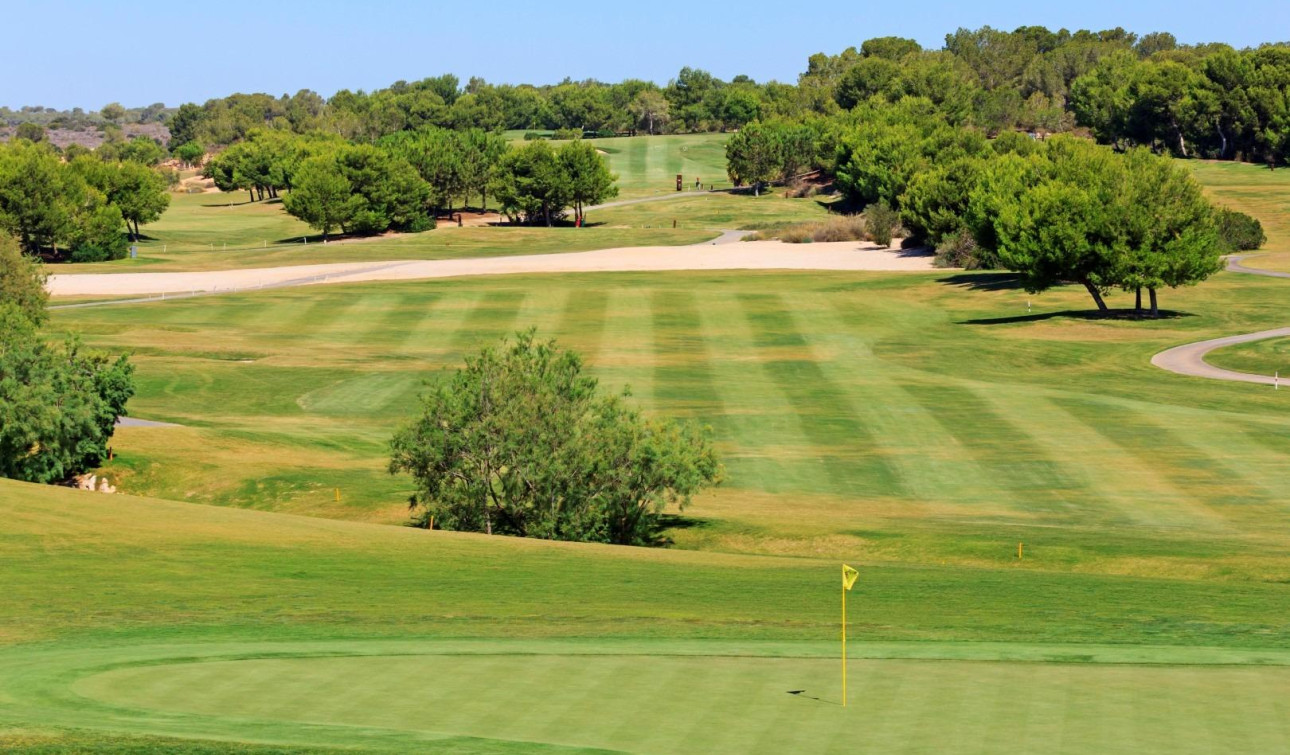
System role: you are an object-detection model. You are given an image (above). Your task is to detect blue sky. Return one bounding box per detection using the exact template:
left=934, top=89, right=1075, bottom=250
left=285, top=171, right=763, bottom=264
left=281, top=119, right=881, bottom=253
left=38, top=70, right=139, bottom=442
left=4, top=0, right=1287, bottom=109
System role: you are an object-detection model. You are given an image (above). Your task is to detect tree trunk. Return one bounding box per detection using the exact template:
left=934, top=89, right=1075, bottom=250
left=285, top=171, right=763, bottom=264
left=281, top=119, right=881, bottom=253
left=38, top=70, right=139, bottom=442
left=1134, top=287, right=1142, bottom=313
left=248, top=189, right=255, bottom=202
left=1149, top=287, right=1159, bottom=318
left=1082, top=280, right=1110, bottom=312
left=1217, top=124, right=1228, bottom=159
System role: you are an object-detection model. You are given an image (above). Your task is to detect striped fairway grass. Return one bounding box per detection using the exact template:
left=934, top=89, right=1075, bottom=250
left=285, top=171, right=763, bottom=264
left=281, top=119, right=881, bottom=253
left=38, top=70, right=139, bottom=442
left=50, top=267, right=1290, bottom=583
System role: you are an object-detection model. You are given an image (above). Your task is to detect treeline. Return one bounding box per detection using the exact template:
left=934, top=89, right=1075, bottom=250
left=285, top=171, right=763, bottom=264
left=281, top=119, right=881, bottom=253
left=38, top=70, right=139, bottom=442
left=10, top=26, right=1286, bottom=168
left=165, top=70, right=768, bottom=152
left=730, top=98, right=1260, bottom=314
left=210, top=127, right=617, bottom=239
left=0, top=138, right=170, bottom=261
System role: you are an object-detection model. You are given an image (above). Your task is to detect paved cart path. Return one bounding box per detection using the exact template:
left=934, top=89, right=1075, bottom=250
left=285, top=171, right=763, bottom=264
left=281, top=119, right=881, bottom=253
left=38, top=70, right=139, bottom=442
left=1150, top=256, right=1289, bottom=385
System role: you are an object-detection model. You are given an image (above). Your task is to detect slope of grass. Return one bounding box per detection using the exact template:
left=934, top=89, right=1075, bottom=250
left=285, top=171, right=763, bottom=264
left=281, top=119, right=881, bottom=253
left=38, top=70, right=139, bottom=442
left=1206, top=335, right=1290, bottom=376
left=70, top=192, right=715, bottom=272
left=2, top=480, right=1289, bottom=753
left=1189, top=160, right=1290, bottom=271
left=49, top=268, right=1290, bottom=584
left=590, top=191, right=833, bottom=231
left=584, top=133, right=730, bottom=199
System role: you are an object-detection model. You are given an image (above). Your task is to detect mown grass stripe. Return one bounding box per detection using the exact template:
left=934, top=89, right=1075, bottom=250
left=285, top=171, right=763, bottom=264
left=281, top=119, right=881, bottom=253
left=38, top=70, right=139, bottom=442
left=1054, top=396, right=1273, bottom=509
left=983, top=389, right=1231, bottom=530
left=449, top=289, right=527, bottom=353
left=650, top=289, right=726, bottom=417
left=693, top=290, right=834, bottom=495
left=906, top=384, right=1089, bottom=513
left=735, top=292, right=904, bottom=499
left=556, top=286, right=609, bottom=364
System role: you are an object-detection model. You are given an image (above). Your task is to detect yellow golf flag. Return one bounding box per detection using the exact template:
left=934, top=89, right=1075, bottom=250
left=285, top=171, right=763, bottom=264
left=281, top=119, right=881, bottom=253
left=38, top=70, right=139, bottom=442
left=842, top=564, right=859, bottom=591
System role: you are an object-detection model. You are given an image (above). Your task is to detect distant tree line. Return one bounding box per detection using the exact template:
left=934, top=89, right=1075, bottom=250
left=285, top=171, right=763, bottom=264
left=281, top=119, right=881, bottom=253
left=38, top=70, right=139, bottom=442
left=7, top=25, right=1287, bottom=169
left=205, top=127, right=618, bottom=239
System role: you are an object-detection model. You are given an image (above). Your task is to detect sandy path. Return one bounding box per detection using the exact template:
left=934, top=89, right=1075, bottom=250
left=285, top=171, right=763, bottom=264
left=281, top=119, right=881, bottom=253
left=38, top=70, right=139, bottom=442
left=48, top=241, right=938, bottom=299
left=1150, top=256, right=1289, bottom=385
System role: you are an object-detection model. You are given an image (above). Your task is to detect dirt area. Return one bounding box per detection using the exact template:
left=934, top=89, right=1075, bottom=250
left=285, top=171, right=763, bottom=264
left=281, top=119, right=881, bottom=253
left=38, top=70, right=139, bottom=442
left=47, top=241, right=940, bottom=297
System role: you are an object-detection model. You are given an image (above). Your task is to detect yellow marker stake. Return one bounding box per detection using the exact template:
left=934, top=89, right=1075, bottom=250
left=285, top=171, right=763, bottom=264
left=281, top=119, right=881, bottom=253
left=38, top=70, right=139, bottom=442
left=335, top=488, right=340, bottom=503
left=1018, top=542, right=1024, bottom=560
left=841, top=564, right=859, bottom=707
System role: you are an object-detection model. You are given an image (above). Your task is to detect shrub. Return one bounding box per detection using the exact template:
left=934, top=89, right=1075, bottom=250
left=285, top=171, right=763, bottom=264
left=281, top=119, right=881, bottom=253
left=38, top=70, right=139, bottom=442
left=553, top=128, right=582, bottom=140
left=1216, top=208, right=1266, bottom=253
left=864, top=201, right=900, bottom=247
left=771, top=215, right=868, bottom=244
left=934, top=230, right=986, bottom=269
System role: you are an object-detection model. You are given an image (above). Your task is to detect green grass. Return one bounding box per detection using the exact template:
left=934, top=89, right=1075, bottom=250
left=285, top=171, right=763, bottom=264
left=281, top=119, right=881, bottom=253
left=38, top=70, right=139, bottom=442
left=50, top=269, right=1290, bottom=581
left=3, top=480, right=1290, bottom=752
left=1188, top=160, right=1290, bottom=271
left=582, top=133, right=730, bottom=199
left=6, top=150, right=1290, bottom=752
left=1206, top=336, right=1290, bottom=375
left=591, top=191, right=834, bottom=231
left=70, top=191, right=716, bottom=272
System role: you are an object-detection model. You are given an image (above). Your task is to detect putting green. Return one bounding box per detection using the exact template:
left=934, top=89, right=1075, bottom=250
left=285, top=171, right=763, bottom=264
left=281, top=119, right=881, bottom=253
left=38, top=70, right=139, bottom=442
left=8, top=641, right=1280, bottom=754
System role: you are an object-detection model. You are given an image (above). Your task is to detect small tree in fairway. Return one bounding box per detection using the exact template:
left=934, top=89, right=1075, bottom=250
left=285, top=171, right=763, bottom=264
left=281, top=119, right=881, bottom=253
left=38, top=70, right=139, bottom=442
left=389, top=331, right=720, bottom=546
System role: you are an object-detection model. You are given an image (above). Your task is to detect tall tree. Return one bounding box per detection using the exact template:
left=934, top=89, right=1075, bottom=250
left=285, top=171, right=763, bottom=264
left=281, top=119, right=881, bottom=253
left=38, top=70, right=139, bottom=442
left=558, top=140, right=617, bottom=224
left=489, top=141, right=573, bottom=226
left=282, top=155, right=353, bottom=241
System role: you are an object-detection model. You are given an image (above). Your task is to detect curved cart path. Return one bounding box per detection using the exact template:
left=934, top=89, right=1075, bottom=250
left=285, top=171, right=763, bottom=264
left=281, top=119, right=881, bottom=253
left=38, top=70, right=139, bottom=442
left=48, top=241, right=936, bottom=302
left=1151, top=256, right=1288, bottom=385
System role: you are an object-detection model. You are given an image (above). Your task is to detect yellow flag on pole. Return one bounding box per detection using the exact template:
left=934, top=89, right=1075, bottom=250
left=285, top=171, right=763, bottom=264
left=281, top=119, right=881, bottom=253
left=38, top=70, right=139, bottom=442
left=842, top=564, right=859, bottom=591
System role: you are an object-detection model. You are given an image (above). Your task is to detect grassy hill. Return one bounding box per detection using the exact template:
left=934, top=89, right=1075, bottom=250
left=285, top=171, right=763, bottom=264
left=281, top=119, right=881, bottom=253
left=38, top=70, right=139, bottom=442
left=1189, top=160, right=1290, bottom=271
left=52, top=268, right=1290, bottom=577
left=3, top=478, right=1290, bottom=753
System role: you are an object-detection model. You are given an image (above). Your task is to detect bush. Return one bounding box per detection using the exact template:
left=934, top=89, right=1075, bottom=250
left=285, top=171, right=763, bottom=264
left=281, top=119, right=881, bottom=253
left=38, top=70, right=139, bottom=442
left=553, top=128, right=582, bottom=140
left=69, top=245, right=116, bottom=263
left=522, top=132, right=550, bottom=141
left=934, top=230, right=987, bottom=269
left=1216, top=208, right=1266, bottom=253
left=389, top=331, right=720, bottom=546
left=769, top=215, right=868, bottom=244
left=864, top=201, right=900, bottom=247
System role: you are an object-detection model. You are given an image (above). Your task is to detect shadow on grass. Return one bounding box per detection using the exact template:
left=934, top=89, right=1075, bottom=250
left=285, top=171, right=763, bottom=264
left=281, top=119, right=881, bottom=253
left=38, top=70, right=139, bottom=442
left=937, top=272, right=1028, bottom=291
left=961, top=309, right=1196, bottom=325
left=200, top=197, right=284, bottom=208
left=652, top=513, right=711, bottom=546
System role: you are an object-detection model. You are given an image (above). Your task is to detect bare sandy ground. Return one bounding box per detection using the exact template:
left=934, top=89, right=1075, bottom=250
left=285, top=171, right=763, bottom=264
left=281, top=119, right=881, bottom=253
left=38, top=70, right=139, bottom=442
left=47, top=241, right=939, bottom=297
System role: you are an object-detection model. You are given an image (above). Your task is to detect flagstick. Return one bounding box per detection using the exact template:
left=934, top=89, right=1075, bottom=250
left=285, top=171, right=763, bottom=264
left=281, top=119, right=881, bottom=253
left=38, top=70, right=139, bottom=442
left=841, top=578, right=847, bottom=707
